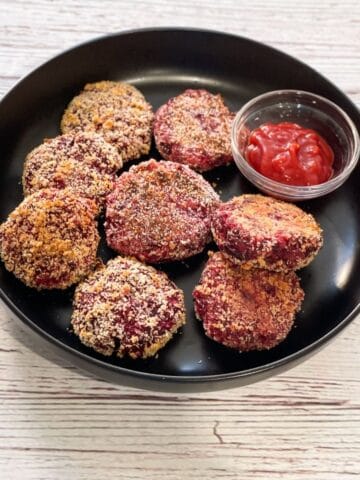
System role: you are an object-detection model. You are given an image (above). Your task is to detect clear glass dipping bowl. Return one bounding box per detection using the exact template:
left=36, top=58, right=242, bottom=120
left=231, top=90, right=360, bottom=201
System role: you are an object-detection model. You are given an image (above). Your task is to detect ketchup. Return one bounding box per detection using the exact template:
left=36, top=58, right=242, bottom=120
left=244, top=122, right=334, bottom=186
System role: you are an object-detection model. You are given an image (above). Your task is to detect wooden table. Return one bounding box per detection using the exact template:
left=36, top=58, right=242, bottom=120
left=0, top=1, right=359, bottom=478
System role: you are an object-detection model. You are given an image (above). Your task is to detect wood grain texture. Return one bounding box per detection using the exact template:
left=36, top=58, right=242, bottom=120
left=0, top=1, right=359, bottom=479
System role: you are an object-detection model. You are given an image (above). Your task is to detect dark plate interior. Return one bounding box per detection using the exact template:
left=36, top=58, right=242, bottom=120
left=0, top=28, right=359, bottom=390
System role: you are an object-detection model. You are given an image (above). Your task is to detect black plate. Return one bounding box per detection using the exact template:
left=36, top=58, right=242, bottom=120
left=1, top=28, right=359, bottom=393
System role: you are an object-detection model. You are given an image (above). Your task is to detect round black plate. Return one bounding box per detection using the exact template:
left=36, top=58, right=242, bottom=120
left=1, top=28, right=359, bottom=393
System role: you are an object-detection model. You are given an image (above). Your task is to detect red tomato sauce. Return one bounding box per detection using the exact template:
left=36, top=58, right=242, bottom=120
left=244, top=122, right=334, bottom=186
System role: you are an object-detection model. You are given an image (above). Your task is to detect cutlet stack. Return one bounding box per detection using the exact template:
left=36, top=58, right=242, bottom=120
left=193, top=194, right=323, bottom=352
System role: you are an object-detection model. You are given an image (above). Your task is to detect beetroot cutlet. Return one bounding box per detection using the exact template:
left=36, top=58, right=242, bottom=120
left=23, top=132, right=122, bottom=208
left=154, top=89, right=234, bottom=171
left=105, top=159, right=220, bottom=263
left=71, top=256, right=186, bottom=359
left=211, top=194, right=323, bottom=271
left=193, top=251, right=304, bottom=351
left=61, top=81, right=153, bottom=162
left=0, top=188, right=99, bottom=290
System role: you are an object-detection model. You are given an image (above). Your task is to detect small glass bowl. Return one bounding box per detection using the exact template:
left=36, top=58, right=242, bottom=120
left=231, top=90, right=360, bottom=201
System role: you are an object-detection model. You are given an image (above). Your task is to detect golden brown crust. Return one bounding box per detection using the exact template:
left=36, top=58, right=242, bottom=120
left=61, top=81, right=154, bottom=162
left=0, top=188, right=100, bottom=290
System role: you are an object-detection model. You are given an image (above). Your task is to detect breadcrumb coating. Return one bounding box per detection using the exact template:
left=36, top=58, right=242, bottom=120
left=154, top=89, right=234, bottom=171
left=0, top=188, right=99, bottom=289
left=72, top=256, right=186, bottom=359
left=61, top=81, right=153, bottom=162
left=24, top=134, right=122, bottom=207
left=105, top=159, right=220, bottom=263
left=211, top=194, right=323, bottom=271
left=193, top=251, right=304, bottom=351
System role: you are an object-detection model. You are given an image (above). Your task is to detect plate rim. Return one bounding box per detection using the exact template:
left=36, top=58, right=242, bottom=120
left=1, top=26, right=359, bottom=385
